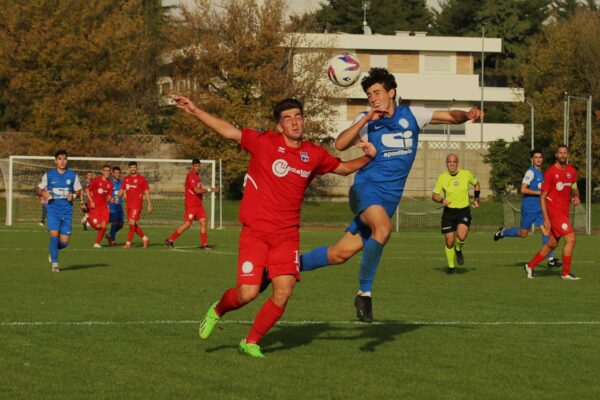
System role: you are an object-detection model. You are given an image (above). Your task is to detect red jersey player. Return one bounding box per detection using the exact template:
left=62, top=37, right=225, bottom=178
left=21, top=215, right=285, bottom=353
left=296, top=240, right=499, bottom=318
left=120, top=161, right=153, bottom=248
left=524, top=145, right=581, bottom=280
left=172, top=95, right=376, bottom=358
left=165, top=159, right=218, bottom=250
left=86, top=165, right=114, bottom=248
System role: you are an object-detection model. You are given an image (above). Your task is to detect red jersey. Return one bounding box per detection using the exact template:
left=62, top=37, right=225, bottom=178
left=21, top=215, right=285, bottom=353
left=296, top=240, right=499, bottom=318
left=238, top=128, right=341, bottom=233
left=542, top=163, right=577, bottom=218
left=87, top=176, right=113, bottom=210
left=122, top=174, right=149, bottom=209
left=185, top=170, right=204, bottom=208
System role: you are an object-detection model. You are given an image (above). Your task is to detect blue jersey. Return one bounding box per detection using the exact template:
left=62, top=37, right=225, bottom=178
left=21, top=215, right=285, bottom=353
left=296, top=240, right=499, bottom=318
left=38, top=168, right=81, bottom=216
left=521, top=166, right=543, bottom=213
left=109, top=177, right=123, bottom=212
left=352, top=105, right=432, bottom=201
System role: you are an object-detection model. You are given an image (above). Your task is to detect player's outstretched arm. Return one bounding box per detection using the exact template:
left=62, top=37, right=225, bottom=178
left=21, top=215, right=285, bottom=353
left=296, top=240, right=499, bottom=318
left=171, top=95, right=241, bottom=144
left=430, top=107, right=483, bottom=125
left=335, top=108, right=384, bottom=151
left=332, top=140, right=375, bottom=176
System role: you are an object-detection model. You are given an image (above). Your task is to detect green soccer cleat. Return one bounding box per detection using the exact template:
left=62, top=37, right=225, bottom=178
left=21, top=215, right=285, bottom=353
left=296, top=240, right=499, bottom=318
left=199, top=301, right=221, bottom=339
left=238, top=339, right=265, bottom=358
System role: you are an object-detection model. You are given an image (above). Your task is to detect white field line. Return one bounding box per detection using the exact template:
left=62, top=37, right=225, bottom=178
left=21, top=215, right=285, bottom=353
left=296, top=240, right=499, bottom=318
left=2, top=320, right=600, bottom=327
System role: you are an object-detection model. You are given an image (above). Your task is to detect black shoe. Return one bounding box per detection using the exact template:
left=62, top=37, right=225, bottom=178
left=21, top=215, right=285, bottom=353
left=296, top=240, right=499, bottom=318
left=493, top=227, right=504, bottom=241
left=447, top=267, right=456, bottom=274
left=455, top=248, right=464, bottom=265
left=547, top=258, right=562, bottom=268
left=165, top=239, right=174, bottom=250
left=354, top=295, right=373, bottom=323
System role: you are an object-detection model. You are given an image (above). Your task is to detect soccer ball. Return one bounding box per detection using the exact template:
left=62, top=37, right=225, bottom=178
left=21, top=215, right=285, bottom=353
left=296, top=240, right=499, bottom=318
left=327, top=52, right=361, bottom=87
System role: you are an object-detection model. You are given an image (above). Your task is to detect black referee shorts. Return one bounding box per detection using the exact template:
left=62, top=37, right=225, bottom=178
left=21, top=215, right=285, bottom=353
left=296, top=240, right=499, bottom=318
left=441, top=206, right=472, bottom=234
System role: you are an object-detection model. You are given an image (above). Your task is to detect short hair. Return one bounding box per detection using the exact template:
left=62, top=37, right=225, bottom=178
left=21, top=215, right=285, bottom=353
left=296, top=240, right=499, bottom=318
left=192, top=158, right=201, bottom=165
left=361, top=68, right=398, bottom=100
left=273, top=98, right=303, bottom=122
left=112, top=166, right=121, bottom=172
left=128, top=161, right=137, bottom=167
left=54, top=149, right=68, bottom=159
left=530, top=148, right=543, bottom=158
left=102, top=164, right=111, bottom=170
left=556, top=144, right=569, bottom=152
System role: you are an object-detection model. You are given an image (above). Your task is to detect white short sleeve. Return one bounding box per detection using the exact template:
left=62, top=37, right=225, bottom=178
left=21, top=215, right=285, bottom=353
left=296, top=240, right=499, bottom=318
left=522, top=170, right=534, bottom=185
left=409, top=106, right=434, bottom=129
left=350, top=112, right=369, bottom=140
left=38, top=173, right=48, bottom=190
left=73, top=174, right=82, bottom=191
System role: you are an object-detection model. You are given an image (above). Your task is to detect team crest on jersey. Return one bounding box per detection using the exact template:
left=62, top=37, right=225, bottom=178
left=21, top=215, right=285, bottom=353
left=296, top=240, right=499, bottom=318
left=134, top=179, right=138, bottom=183
left=566, top=172, right=571, bottom=179
left=453, top=181, right=459, bottom=186
left=66, top=179, right=71, bottom=185
left=300, top=151, right=309, bottom=162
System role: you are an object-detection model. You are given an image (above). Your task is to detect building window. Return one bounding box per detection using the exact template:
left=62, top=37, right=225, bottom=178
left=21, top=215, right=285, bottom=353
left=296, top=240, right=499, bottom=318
left=421, top=53, right=455, bottom=74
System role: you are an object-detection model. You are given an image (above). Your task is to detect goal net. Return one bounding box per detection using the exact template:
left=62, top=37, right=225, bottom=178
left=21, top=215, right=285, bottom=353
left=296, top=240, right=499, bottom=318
left=394, top=198, right=444, bottom=229
left=5, top=156, right=220, bottom=228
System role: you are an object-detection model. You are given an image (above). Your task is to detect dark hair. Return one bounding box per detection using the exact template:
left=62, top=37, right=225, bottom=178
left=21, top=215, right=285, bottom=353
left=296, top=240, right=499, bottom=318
left=128, top=161, right=137, bottom=167
left=361, top=68, right=397, bottom=100
left=556, top=144, right=569, bottom=152
left=54, top=149, right=68, bottom=159
left=273, top=98, right=303, bottom=122
left=102, top=164, right=111, bottom=170
left=112, top=166, right=121, bottom=172
left=192, top=158, right=201, bottom=165
left=530, top=148, right=543, bottom=158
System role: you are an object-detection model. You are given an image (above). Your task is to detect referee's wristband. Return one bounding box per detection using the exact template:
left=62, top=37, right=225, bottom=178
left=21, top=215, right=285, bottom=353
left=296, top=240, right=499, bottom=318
left=474, top=190, right=480, bottom=201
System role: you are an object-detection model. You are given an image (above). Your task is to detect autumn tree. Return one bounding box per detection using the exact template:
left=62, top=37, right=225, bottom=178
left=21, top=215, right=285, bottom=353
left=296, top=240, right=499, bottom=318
left=165, top=0, right=337, bottom=196
left=0, top=0, right=167, bottom=155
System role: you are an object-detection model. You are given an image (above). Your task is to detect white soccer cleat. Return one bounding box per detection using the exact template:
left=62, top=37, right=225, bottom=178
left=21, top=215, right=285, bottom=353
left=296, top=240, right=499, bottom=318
left=561, top=273, right=581, bottom=281
left=51, top=263, right=60, bottom=273
left=524, top=264, right=535, bottom=279
left=142, top=236, right=149, bottom=248
left=93, top=243, right=102, bottom=248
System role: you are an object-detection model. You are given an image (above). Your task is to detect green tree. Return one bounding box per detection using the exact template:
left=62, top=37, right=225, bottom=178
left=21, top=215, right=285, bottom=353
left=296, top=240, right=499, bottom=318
left=0, top=0, right=167, bottom=154
left=302, top=0, right=433, bottom=34
left=165, top=0, right=337, bottom=197
left=516, top=10, right=600, bottom=191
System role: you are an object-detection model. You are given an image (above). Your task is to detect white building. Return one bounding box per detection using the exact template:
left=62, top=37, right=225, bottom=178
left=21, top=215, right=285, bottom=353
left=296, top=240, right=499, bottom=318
left=295, top=32, right=525, bottom=143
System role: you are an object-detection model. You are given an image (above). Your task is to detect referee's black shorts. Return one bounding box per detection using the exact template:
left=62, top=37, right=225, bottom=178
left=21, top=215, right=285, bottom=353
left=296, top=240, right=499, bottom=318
left=441, top=206, right=472, bottom=234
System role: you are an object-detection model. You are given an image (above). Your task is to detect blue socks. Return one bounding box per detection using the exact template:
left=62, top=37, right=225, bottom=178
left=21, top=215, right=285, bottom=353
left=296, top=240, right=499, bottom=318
left=300, top=246, right=330, bottom=272
left=58, top=241, right=69, bottom=250
left=359, top=238, right=384, bottom=293
left=49, top=236, right=59, bottom=263
left=109, top=223, right=123, bottom=241
left=503, top=227, right=520, bottom=237
left=542, top=235, right=555, bottom=259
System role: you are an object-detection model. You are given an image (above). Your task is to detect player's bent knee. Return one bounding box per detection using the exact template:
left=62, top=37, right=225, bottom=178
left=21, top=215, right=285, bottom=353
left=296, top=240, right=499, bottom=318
left=237, top=286, right=260, bottom=304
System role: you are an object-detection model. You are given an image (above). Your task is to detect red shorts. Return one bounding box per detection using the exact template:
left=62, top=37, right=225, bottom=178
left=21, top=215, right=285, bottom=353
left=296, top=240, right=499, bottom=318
left=550, top=215, right=574, bottom=238
left=237, top=227, right=300, bottom=286
left=184, top=205, right=206, bottom=222
left=88, top=207, right=109, bottom=227
left=126, top=207, right=142, bottom=222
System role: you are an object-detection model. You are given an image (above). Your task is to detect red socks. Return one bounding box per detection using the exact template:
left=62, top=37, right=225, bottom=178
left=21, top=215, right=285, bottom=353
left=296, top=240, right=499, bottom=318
left=127, top=225, right=135, bottom=242
left=95, top=227, right=106, bottom=244
left=246, top=298, right=284, bottom=344
left=527, top=252, right=546, bottom=269
left=168, top=230, right=181, bottom=242
left=201, top=232, right=208, bottom=247
left=215, top=288, right=242, bottom=317
left=562, top=256, right=572, bottom=276
left=135, top=225, right=145, bottom=238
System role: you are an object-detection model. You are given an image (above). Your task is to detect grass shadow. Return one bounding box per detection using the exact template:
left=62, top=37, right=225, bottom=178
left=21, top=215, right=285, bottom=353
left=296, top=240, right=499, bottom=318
left=61, top=263, right=109, bottom=271
left=433, top=267, right=476, bottom=275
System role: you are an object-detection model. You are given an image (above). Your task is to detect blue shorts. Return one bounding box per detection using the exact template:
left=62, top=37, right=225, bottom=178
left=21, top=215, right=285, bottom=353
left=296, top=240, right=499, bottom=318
left=109, top=207, right=124, bottom=224
left=47, top=212, right=73, bottom=236
left=346, top=184, right=399, bottom=241
left=520, top=210, right=543, bottom=230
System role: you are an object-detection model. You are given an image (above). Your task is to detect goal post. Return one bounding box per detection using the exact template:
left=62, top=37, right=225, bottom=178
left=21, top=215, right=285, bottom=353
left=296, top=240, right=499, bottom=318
left=6, top=156, right=221, bottom=228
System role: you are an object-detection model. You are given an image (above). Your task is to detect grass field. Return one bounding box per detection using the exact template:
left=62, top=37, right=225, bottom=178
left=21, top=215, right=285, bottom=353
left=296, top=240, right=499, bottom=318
left=1, top=224, right=599, bottom=399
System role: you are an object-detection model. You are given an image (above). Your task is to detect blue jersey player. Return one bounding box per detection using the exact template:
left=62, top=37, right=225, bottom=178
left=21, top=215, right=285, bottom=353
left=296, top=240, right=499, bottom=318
left=301, top=68, right=483, bottom=322
left=36, top=150, right=82, bottom=272
left=106, top=166, right=124, bottom=246
left=493, top=149, right=561, bottom=267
